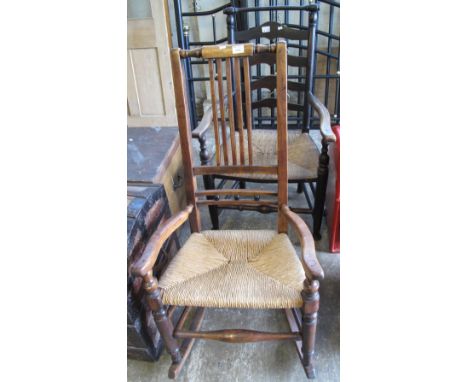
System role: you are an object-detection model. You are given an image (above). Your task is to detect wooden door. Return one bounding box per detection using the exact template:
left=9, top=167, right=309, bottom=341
left=127, top=0, right=177, bottom=127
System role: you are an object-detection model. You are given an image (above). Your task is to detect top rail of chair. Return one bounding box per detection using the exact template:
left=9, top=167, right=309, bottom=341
left=223, top=5, right=319, bottom=15
left=178, top=43, right=279, bottom=59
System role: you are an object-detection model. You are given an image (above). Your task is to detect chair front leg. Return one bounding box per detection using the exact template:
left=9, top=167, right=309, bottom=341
left=301, top=279, right=320, bottom=379
left=313, top=139, right=330, bottom=240
left=143, top=273, right=181, bottom=364
left=197, top=134, right=219, bottom=229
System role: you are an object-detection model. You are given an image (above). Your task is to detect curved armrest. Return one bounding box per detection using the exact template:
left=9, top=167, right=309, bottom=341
left=192, top=105, right=213, bottom=139
left=192, top=94, right=229, bottom=139
left=307, top=92, right=336, bottom=143
left=130, top=204, right=194, bottom=277
left=281, top=205, right=324, bottom=280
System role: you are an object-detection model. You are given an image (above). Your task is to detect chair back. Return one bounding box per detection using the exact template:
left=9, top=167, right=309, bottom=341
left=224, top=5, right=319, bottom=131
left=170, top=42, right=289, bottom=234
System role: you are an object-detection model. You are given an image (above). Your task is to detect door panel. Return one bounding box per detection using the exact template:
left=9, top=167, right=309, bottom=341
left=127, top=0, right=177, bottom=127
left=128, top=48, right=165, bottom=116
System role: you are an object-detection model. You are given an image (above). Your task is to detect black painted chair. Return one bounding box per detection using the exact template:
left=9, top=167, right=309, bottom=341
left=193, top=4, right=335, bottom=240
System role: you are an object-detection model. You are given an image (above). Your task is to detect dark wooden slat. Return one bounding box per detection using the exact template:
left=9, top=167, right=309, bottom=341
left=224, top=4, right=319, bottom=13
left=251, top=76, right=305, bottom=92
left=236, top=21, right=308, bottom=42
left=249, top=52, right=306, bottom=67
left=252, top=98, right=303, bottom=112
left=225, top=58, right=237, bottom=165
left=208, top=59, right=221, bottom=165
left=234, top=57, right=245, bottom=164
left=195, top=189, right=277, bottom=197
left=251, top=76, right=276, bottom=91
left=174, top=329, right=301, bottom=343
left=285, top=102, right=306, bottom=111
left=193, top=165, right=277, bottom=176
left=216, top=58, right=229, bottom=165
left=243, top=56, right=253, bottom=165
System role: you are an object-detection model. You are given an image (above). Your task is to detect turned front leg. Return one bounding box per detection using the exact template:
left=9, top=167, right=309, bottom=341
left=143, top=273, right=181, bottom=363
left=301, top=279, right=320, bottom=379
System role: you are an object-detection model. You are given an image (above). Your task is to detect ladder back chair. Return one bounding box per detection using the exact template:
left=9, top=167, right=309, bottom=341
left=130, top=42, right=324, bottom=379
left=194, top=4, right=336, bottom=240
left=225, top=4, right=318, bottom=131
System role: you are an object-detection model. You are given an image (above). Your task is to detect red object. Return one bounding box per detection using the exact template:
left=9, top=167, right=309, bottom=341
left=326, top=124, right=340, bottom=253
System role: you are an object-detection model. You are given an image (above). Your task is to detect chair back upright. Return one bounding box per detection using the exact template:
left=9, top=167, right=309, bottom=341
left=170, top=42, right=289, bottom=234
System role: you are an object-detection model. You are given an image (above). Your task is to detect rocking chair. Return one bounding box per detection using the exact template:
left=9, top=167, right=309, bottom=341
left=130, top=42, right=324, bottom=379
left=192, top=4, right=336, bottom=240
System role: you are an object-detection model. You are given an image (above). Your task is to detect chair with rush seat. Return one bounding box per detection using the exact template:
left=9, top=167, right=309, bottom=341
left=130, top=42, right=324, bottom=379
left=192, top=4, right=336, bottom=240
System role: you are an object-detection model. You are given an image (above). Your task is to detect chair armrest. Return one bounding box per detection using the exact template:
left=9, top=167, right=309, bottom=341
left=281, top=205, right=324, bottom=280
left=307, top=92, right=336, bottom=144
left=192, top=94, right=228, bottom=139
left=130, top=204, right=194, bottom=277
left=192, top=105, right=213, bottom=139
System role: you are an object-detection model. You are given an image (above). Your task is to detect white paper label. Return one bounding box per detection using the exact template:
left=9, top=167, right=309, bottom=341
left=218, top=45, right=227, bottom=50
left=262, top=26, right=270, bottom=33
left=278, top=25, right=283, bottom=30
left=232, top=44, right=244, bottom=54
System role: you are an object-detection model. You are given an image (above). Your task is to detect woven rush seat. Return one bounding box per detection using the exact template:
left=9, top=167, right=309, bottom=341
left=159, top=230, right=306, bottom=309
left=218, top=129, right=319, bottom=181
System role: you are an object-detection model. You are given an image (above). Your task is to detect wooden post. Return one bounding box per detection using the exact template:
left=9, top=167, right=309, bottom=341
left=143, top=273, right=181, bottom=364
left=276, top=41, right=289, bottom=233
left=170, top=48, right=201, bottom=232
left=301, top=279, right=320, bottom=379
left=313, top=139, right=329, bottom=239
left=226, top=12, right=238, bottom=130
left=302, top=10, right=318, bottom=132
left=198, top=133, right=220, bottom=229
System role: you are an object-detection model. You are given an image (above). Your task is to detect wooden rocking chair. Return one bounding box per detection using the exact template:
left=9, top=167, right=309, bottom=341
left=193, top=4, right=336, bottom=240
left=130, top=42, right=324, bottom=379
